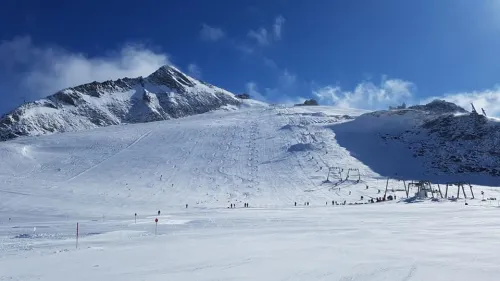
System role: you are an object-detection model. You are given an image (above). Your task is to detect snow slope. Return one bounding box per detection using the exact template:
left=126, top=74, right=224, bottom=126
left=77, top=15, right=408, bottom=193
left=1, top=102, right=500, bottom=280
left=0, top=104, right=380, bottom=218
left=3, top=203, right=500, bottom=281
left=1, top=102, right=498, bottom=217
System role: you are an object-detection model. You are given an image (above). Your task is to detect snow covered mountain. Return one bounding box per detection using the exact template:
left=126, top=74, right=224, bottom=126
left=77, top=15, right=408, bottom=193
left=333, top=100, right=500, bottom=184
left=2, top=101, right=500, bottom=281
left=0, top=65, right=241, bottom=140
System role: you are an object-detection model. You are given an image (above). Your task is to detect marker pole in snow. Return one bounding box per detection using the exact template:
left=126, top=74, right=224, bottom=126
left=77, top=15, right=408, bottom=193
left=76, top=222, right=79, bottom=249
left=155, top=218, right=158, bottom=236
left=135, top=213, right=137, bottom=224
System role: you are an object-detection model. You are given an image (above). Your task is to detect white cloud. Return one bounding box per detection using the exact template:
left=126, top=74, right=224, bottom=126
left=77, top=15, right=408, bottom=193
left=200, top=24, right=225, bottom=42
left=423, top=87, right=500, bottom=116
left=0, top=36, right=170, bottom=112
left=278, top=69, right=296, bottom=88
left=263, top=57, right=277, bottom=69
left=313, top=77, right=415, bottom=109
left=247, top=15, right=285, bottom=46
left=187, top=63, right=202, bottom=79
left=245, top=82, right=267, bottom=101
left=244, top=69, right=304, bottom=104
left=248, top=28, right=270, bottom=46
left=235, top=44, right=254, bottom=55
left=273, top=15, right=285, bottom=39
left=245, top=81, right=304, bottom=105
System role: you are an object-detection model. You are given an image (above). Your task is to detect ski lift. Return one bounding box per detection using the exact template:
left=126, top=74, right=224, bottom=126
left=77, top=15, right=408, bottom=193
left=345, top=168, right=360, bottom=183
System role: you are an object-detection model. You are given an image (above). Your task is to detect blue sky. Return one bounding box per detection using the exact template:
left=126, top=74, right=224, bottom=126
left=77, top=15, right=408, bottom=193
left=1, top=0, right=500, bottom=115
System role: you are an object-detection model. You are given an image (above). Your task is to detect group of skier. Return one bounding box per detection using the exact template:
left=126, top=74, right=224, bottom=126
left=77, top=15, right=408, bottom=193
left=294, top=201, right=310, bottom=206
left=229, top=203, right=250, bottom=208
left=292, top=194, right=399, bottom=207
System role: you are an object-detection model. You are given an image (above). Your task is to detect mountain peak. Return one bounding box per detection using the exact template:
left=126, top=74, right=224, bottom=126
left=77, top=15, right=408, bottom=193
left=408, top=99, right=468, bottom=115
left=146, top=65, right=196, bottom=89
left=0, top=65, right=241, bottom=141
left=147, top=64, right=176, bottom=78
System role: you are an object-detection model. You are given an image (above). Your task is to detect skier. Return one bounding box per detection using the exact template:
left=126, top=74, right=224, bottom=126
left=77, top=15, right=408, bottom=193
left=158, top=210, right=161, bottom=216
left=186, top=204, right=188, bottom=209
left=294, top=202, right=297, bottom=207
left=332, top=200, right=334, bottom=205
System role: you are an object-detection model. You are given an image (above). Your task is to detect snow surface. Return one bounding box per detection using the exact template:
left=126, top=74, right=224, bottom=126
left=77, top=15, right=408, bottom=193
left=1, top=104, right=500, bottom=280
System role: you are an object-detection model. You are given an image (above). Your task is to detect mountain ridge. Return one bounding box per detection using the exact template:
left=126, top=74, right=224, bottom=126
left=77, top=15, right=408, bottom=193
left=0, top=65, right=243, bottom=141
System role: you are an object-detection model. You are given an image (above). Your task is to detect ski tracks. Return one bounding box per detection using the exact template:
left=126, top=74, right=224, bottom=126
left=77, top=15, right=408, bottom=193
left=66, top=130, right=154, bottom=183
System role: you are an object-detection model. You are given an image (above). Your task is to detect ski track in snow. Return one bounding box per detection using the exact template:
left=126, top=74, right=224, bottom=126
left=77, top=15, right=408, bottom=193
left=65, top=130, right=154, bottom=183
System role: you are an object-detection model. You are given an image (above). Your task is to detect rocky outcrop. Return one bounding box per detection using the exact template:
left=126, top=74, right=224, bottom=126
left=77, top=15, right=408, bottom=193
left=376, top=102, right=500, bottom=177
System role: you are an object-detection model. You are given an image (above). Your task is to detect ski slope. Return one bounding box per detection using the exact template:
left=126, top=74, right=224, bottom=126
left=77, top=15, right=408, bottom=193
left=0, top=103, right=401, bottom=218
left=1, top=103, right=500, bottom=280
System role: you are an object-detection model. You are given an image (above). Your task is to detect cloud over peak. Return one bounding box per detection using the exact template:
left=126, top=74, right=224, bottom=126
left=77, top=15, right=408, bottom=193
left=0, top=36, right=170, bottom=113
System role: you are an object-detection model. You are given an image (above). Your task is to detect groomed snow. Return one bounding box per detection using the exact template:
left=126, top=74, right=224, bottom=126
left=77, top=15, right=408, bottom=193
left=1, top=104, right=499, bottom=280
left=2, top=203, right=500, bottom=280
